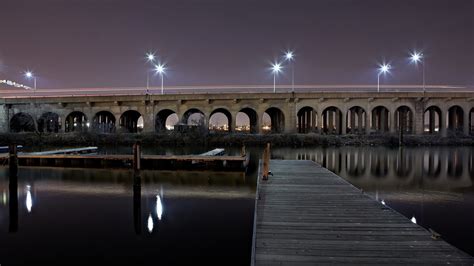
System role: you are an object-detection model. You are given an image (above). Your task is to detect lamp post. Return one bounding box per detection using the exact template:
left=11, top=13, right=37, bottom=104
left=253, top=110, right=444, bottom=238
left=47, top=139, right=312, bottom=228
left=409, top=51, right=425, bottom=93
left=155, top=63, right=166, bottom=95
left=271, top=62, right=282, bottom=93
left=145, top=52, right=156, bottom=94
left=284, top=50, right=295, bottom=92
left=24, top=71, right=36, bottom=94
left=377, top=63, right=391, bottom=93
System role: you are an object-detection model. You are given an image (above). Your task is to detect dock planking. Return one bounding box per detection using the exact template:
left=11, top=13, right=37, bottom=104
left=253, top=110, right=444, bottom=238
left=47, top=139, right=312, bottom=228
left=252, top=160, right=473, bottom=265
left=0, top=152, right=247, bottom=170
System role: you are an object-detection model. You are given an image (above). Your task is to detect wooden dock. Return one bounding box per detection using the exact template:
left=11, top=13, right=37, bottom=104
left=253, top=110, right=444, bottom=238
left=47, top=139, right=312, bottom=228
left=0, top=148, right=248, bottom=171
left=252, top=160, right=474, bottom=265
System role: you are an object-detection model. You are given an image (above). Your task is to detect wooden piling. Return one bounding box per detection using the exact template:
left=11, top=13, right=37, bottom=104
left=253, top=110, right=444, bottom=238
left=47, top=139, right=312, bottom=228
left=240, top=145, right=246, bottom=157
left=262, top=143, right=270, bottom=180
left=9, top=144, right=18, bottom=177
left=9, top=145, right=18, bottom=233
left=133, top=141, right=141, bottom=173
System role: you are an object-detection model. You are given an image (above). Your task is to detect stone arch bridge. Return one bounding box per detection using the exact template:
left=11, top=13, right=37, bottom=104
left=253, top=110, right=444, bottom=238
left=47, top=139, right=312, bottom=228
left=1, top=87, right=474, bottom=137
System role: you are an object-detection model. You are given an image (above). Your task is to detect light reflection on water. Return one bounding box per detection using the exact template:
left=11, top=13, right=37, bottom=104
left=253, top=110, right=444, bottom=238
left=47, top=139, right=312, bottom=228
left=272, top=146, right=474, bottom=256
left=0, top=167, right=256, bottom=265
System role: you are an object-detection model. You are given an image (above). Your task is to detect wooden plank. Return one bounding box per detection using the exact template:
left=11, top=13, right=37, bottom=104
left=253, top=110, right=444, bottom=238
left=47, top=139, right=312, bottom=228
left=252, top=160, right=474, bottom=265
left=25, top=146, right=98, bottom=155
left=197, top=148, right=225, bottom=156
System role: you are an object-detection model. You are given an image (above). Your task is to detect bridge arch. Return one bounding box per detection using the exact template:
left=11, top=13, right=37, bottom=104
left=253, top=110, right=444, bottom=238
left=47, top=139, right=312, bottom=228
left=65, top=111, right=88, bottom=132
left=156, top=109, right=178, bottom=132
left=209, top=108, right=232, bottom=132
left=119, top=110, right=143, bottom=133
left=346, top=106, right=366, bottom=134
left=10, top=112, right=36, bottom=132
left=263, top=107, right=285, bottom=133
left=38, top=112, right=61, bottom=133
left=297, top=106, right=317, bottom=133
left=424, top=106, right=442, bottom=134
left=182, top=108, right=206, bottom=127
left=371, top=106, right=390, bottom=133
left=447, top=105, right=464, bottom=134
left=395, top=106, right=413, bottom=134
left=93, top=111, right=116, bottom=133
left=322, top=106, right=342, bottom=134
left=236, top=107, right=258, bottom=133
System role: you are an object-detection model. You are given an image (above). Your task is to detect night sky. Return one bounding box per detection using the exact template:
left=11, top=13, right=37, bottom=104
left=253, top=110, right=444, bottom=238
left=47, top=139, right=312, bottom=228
left=0, top=0, right=473, bottom=89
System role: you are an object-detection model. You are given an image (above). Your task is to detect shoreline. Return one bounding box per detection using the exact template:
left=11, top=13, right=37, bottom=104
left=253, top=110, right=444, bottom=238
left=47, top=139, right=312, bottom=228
left=1, top=132, right=474, bottom=147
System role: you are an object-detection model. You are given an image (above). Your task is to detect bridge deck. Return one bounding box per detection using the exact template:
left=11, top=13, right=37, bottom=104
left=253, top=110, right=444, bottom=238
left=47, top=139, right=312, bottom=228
left=252, top=160, right=473, bottom=265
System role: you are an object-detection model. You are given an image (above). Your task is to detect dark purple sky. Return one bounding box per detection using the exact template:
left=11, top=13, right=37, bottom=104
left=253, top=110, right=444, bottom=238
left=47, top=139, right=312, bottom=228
left=1, top=0, right=473, bottom=89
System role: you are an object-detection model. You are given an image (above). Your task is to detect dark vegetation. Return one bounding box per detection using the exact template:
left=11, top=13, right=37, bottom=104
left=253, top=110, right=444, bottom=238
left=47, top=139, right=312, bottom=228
left=1, top=132, right=473, bottom=148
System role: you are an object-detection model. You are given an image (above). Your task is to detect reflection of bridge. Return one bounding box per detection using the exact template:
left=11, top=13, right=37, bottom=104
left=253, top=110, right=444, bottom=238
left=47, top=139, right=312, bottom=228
left=1, top=85, right=474, bottom=136
left=275, top=147, right=474, bottom=190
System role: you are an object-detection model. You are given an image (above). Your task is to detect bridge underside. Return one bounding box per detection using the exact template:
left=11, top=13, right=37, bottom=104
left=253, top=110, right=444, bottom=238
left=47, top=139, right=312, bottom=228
left=1, top=91, right=474, bottom=137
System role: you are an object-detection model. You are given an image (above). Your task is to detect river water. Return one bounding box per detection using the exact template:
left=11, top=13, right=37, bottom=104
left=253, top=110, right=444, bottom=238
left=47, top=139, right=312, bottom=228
left=0, top=146, right=473, bottom=264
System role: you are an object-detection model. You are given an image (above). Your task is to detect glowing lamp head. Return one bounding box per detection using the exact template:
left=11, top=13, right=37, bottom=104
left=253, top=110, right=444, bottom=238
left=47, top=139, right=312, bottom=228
left=285, top=50, right=294, bottom=61
left=146, top=52, right=156, bottom=62
left=271, top=62, right=282, bottom=74
left=155, top=63, right=166, bottom=74
left=25, top=71, right=33, bottom=78
left=378, top=63, right=391, bottom=74
left=410, top=51, right=423, bottom=63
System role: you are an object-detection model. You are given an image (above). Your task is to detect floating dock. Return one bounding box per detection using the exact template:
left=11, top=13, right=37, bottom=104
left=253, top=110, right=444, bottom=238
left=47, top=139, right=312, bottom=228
left=0, top=148, right=248, bottom=171
left=252, top=160, right=473, bottom=265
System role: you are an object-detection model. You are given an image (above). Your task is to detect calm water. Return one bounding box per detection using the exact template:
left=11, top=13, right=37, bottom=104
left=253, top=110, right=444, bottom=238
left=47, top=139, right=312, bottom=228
left=0, top=166, right=257, bottom=265
left=0, top=146, right=473, bottom=265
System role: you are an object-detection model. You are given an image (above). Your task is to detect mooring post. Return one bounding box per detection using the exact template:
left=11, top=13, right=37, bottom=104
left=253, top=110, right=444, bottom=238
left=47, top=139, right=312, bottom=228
left=133, top=141, right=141, bottom=173
left=8, top=144, right=18, bottom=233
left=241, top=145, right=246, bottom=157
left=262, top=143, right=271, bottom=180
left=9, top=144, right=18, bottom=177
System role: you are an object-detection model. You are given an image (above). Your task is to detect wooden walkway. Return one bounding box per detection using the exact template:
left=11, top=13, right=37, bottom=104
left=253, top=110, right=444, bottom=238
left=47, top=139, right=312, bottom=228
left=0, top=151, right=248, bottom=171
left=252, top=160, right=474, bottom=265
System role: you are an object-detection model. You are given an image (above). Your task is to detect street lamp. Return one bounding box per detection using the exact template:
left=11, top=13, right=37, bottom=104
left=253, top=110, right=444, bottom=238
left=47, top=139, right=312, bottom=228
left=145, top=52, right=156, bottom=94
left=409, top=51, right=425, bottom=93
left=271, top=62, right=282, bottom=93
left=24, top=71, right=36, bottom=92
left=377, top=63, right=391, bottom=93
left=154, top=63, right=166, bottom=95
left=284, top=50, right=295, bottom=92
